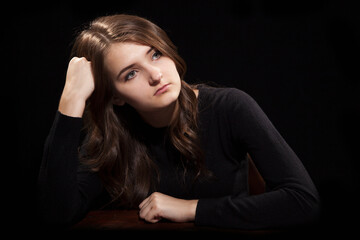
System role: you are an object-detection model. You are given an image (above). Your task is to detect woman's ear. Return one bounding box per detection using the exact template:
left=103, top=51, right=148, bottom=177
left=112, top=95, right=125, bottom=106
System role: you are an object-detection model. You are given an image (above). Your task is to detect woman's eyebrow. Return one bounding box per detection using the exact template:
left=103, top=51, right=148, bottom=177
left=116, top=47, right=154, bottom=80
left=146, top=47, right=154, bottom=55
left=117, top=64, right=135, bottom=80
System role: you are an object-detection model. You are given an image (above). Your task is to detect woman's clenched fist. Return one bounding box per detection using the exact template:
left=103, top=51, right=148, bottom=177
left=59, top=57, right=95, bottom=117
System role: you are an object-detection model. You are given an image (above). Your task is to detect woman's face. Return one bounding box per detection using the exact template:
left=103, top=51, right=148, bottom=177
left=104, top=42, right=181, bottom=114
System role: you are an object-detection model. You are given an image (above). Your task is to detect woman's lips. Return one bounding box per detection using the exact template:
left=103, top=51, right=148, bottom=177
left=154, top=83, right=170, bottom=96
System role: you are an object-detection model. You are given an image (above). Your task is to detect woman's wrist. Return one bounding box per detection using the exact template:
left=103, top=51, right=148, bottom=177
left=186, top=199, right=199, bottom=222
left=58, top=93, right=86, bottom=118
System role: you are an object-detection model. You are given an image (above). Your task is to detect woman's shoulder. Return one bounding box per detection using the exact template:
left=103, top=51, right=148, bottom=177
left=197, top=84, right=256, bottom=110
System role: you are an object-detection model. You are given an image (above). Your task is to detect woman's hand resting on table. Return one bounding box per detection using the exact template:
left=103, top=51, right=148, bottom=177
left=139, top=192, right=198, bottom=223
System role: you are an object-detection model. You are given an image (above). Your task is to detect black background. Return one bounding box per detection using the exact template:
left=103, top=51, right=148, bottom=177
left=6, top=0, right=360, bottom=235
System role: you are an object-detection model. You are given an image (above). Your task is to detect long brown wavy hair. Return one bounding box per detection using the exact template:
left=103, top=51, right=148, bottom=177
left=71, top=14, right=206, bottom=208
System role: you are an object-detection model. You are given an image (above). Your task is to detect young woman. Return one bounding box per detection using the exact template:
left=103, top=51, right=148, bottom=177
left=38, top=14, right=320, bottom=229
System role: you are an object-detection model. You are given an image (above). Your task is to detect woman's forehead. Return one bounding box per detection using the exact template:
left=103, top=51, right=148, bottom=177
left=107, top=42, right=151, bottom=62
left=105, top=43, right=152, bottom=75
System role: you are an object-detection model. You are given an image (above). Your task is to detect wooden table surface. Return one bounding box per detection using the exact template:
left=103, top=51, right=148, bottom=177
left=72, top=209, right=196, bottom=231
left=70, top=209, right=285, bottom=237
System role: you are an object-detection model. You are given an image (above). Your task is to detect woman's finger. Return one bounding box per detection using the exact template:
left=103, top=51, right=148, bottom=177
left=139, top=196, right=149, bottom=209
left=143, top=204, right=162, bottom=223
left=139, top=197, right=153, bottom=220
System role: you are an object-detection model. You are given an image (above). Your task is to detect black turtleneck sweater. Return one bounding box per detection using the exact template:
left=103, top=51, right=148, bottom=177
left=37, top=86, right=320, bottom=229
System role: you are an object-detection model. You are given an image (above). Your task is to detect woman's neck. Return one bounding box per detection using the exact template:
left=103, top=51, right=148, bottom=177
left=138, top=100, right=179, bottom=128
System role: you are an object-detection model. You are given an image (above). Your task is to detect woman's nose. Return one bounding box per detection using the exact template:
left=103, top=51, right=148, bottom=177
left=148, top=67, right=162, bottom=85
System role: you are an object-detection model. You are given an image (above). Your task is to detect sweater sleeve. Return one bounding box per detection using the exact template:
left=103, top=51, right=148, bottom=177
left=37, top=111, right=104, bottom=226
left=195, top=89, right=320, bottom=229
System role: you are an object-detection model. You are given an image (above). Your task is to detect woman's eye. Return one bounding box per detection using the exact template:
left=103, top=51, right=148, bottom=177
left=152, top=51, right=162, bottom=60
left=125, top=70, right=137, bottom=81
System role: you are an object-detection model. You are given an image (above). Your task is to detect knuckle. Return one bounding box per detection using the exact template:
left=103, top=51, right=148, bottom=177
left=69, top=57, right=79, bottom=64
left=79, top=57, right=87, bottom=64
left=152, top=192, right=160, bottom=199
left=152, top=204, right=159, bottom=211
left=70, top=56, right=88, bottom=63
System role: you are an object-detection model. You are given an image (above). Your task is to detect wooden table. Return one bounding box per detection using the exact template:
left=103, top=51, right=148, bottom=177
left=71, top=209, right=282, bottom=237
left=72, top=209, right=196, bottom=231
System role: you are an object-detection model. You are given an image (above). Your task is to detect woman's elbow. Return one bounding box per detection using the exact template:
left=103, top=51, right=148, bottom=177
left=37, top=195, right=86, bottom=228
left=306, top=192, right=321, bottom=224
left=295, top=187, right=321, bottom=226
